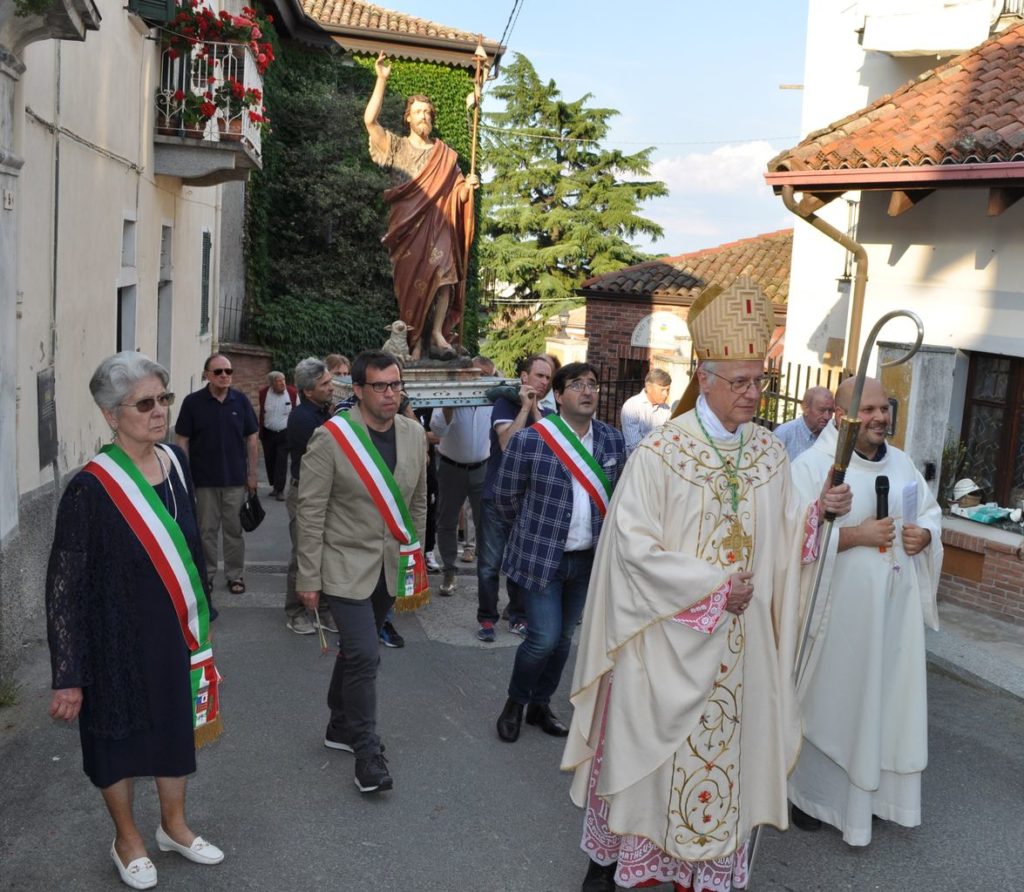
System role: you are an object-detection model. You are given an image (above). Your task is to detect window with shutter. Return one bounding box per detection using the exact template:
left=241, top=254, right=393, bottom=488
left=200, top=230, right=211, bottom=336
left=127, top=0, right=176, bottom=24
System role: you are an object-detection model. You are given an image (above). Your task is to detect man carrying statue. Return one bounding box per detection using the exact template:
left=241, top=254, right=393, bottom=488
left=364, top=52, right=479, bottom=361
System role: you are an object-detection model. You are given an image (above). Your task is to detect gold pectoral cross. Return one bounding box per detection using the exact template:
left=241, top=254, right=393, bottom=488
left=721, top=517, right=752, bottom=565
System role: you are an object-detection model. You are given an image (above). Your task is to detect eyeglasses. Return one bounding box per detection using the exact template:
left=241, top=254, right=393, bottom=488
left=209, top=368, right=233, bottom=376
left=705, top=371, right=771, bottom=394
left=565, top=381, right=601, bottom=393
left=121, top=392, right=175, bottom=412
left=364, top=381, right=405, bottom=393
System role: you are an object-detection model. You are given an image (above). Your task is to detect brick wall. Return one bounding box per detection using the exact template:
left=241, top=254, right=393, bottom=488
left=939, top=525, right=1024, bottom=625
left=220, top=342, right=273, bottom=410
left=587, top=298, right=687, bottom=374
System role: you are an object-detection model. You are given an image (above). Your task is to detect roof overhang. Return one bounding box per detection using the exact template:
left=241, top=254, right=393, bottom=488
left=766, top=161, right=1024, bottom=194
left=274, top=0, right=504, bottom=72
left=327, top=31, right=503, bottom=71
left=579, top=288, right=788, bottom=321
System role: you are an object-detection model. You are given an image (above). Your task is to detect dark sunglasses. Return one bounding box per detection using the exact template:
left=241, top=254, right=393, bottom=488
left=121, top=392, right=176, bottom=413
left=209, top=368, right=233, bottom=376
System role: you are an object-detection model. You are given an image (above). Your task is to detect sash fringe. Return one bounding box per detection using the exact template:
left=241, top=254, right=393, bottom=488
left=194, top=715, right=223, bottom=750
left=394, top=590, right=430, bottom=613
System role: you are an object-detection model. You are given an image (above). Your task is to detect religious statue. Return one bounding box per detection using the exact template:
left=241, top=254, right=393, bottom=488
left=364, top=52, right=479, bottom=361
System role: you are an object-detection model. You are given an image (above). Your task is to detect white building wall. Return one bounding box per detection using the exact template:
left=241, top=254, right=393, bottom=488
left=15, top=0, right=222, bottom=494
left=786, top=0, right=1022, bottom=371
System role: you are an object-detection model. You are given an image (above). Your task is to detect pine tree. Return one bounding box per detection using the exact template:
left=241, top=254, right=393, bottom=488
left=480, top=53, right=667, bottom=311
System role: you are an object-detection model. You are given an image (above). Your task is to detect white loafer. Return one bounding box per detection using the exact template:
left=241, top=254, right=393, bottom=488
left=110, top=842, right=157, bottom=890
left=155, top=825, right=224, bottom=865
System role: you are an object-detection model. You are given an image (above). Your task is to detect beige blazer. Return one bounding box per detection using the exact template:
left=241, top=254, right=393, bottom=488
left=295, top=405, right=427, bottom=599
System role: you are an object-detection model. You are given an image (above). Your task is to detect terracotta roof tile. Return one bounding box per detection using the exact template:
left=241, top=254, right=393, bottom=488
left=300, top=0, right=486, bottom=46
left=579, top=230, right=792, bottom=305
left=769, top=23, right=1024, bottom=173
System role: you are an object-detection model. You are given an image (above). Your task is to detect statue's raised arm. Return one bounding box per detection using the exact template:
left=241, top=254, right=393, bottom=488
left=364, top=54, right=477, bottom=362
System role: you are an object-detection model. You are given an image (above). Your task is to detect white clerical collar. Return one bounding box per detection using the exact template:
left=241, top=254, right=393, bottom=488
left=696, top=395, right=742, bottom=442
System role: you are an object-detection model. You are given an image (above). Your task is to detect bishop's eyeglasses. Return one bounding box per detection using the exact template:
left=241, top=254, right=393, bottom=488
left=704, top=371, right=771, bottom=394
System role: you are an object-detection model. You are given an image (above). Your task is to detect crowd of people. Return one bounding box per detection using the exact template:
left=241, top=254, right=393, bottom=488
left=45, top=285, right=943, bottom=891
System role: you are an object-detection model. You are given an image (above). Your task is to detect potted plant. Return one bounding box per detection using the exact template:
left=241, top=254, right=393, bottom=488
left=160, top=3, right=275, bottom=142
left=165, top=3, right=276, bottom=76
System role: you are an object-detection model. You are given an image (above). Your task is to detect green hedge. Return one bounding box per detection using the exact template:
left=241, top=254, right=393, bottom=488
left=245, top=43, right=481, bottom=375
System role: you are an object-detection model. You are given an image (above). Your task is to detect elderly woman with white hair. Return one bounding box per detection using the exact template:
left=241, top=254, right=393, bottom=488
left=46, top=351, right=224, bottom=889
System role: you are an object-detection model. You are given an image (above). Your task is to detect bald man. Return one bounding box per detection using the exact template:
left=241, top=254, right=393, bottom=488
left=786, top=376, right=942, bottom=846
left=774, top=386, right=834, bottom=461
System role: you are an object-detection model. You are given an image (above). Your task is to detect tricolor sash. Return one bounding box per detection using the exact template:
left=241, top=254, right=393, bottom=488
left=82, top=444, right=222, bottom=748
left=323, top=412, right=430, bottom=612
left=533, top=416, right=612, bottom=517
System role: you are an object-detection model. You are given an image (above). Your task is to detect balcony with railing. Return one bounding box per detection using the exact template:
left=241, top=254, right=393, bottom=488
left=860, top=0, right=1024, bottom=57
left=153, top=41, right=263, bottom=185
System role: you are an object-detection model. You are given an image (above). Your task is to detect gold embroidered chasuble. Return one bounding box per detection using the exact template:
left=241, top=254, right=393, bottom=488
left=562, top=410, right=809, bottom=862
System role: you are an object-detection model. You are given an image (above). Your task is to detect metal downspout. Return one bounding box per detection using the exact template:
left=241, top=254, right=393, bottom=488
left=781, top=184, right=868, bottom=373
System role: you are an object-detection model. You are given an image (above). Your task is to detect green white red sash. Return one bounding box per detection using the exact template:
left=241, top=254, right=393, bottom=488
left=323, top=412, right=430, bottom=611
left=82, top=444, right=221, bottom=746
left=533, top=415, right=612, bottom=517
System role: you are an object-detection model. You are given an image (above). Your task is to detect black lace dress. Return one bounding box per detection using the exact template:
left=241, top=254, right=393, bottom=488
left=46, top=446, right=213, bottom=788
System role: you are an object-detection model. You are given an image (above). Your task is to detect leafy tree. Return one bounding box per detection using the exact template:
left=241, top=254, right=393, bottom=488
left=481, top=314, right=547, bottom=376
left=480, top=53, right=667, bottom=314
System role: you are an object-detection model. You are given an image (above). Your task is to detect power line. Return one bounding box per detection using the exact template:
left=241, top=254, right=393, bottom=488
left=480, top=121, right=797, bottom=149
left=504, top=0, right=525, bottom=48
left=497, top=0, right=525, bottom=49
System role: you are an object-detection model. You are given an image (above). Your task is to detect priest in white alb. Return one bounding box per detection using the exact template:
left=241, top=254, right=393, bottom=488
left=787, top=376, right=942, bottom=846
left=562, top=279, right=852, bottom=892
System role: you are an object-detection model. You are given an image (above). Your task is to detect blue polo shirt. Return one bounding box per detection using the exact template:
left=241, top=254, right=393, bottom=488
left=483, top=396, right=551, bottom=501
left=174, top=385, right=258, bottom=487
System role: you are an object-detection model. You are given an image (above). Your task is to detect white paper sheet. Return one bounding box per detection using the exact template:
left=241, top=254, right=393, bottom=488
left=902, top=481, right=918, bottom=526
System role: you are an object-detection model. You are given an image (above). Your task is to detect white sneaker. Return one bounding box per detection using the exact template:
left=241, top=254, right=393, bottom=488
left=287, top=614, right=316, bottom=635
left=425, top=553, right=441, bottom=573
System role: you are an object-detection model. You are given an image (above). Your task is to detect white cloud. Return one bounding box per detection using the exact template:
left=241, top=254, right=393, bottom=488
left=651, top=141, right=778, bottom=196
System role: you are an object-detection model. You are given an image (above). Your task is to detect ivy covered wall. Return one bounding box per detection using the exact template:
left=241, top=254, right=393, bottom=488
left=245, top=42, right=481, bottom=374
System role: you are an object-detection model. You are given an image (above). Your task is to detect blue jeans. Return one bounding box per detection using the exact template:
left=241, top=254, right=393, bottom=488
left=507, top=549, right=594, bottom=706
left=477, top=498, right=524, bottom=625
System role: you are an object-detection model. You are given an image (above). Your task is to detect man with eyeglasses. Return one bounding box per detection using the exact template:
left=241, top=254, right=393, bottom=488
left=175, top=353, right=259, bottom=595
left=562, top=281, right=851, bottom=892
left=295, top=350, right=427, bottom=795
left=493, top=362, right=626, bottom=744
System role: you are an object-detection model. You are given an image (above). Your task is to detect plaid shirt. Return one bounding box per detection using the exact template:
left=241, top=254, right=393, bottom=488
left=493, top=418, right=626, bottom=591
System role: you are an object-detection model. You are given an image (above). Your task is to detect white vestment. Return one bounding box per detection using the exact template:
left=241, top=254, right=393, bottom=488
left=562, top=409, right=815, bottom=866
left=788, top=421, right=942, bottom=845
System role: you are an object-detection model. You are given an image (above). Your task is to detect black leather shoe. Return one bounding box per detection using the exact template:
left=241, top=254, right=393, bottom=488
left=525, top=703, right=569, bottom=737
left=496, top=698, right=524, bottom=742
left=581, top=858, right=617, bottom=892
left=790, top=803, right=822, bottom=832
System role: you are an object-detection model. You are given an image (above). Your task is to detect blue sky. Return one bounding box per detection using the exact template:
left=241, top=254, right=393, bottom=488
left=391, top=0, right=810, bottom=254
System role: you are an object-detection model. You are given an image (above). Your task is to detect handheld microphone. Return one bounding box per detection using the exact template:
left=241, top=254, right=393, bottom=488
left=875, top=475, right=890, bottom=552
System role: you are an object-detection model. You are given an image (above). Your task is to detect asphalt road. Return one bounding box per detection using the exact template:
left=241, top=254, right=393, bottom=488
left=2, top=568, right=1022, bottom=891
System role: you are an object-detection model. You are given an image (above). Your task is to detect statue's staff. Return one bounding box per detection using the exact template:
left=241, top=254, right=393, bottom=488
left=747, top=309, right=924, bottom=886
left=459, top=39, right=488, bottom=350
